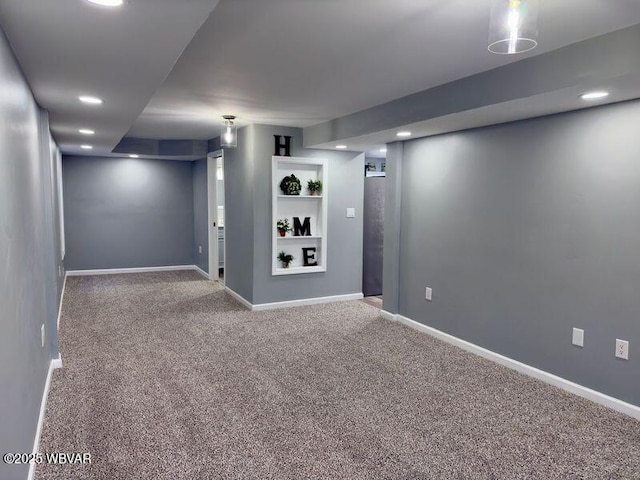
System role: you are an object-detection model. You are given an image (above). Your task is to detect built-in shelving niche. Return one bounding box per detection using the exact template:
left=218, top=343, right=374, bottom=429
left=272, top=156, right=328, bottom=276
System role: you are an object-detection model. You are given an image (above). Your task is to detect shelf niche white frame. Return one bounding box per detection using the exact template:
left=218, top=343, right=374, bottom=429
left=272, top=156, right=328, bottom=276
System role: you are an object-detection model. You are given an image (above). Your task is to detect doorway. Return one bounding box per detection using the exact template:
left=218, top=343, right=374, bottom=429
left=362, top=157, right=385, bottom=307
left=207, top=151, right=225, bottom=283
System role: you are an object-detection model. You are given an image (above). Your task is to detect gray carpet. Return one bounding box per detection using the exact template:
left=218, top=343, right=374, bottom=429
left=37, top=272, right=640, bottom=479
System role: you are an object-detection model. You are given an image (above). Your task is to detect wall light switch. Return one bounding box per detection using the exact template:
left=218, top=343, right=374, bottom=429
left=425, top=287, right=432, bottom=301
left=346, top=208, right=356, bottom=218
left=616, top=339, right=629, bottom=360
left=41, top=324, right=45, bottom=348
left=572, top=328, right=584, bottom=347
left=199, top=245, right=203, bottom=254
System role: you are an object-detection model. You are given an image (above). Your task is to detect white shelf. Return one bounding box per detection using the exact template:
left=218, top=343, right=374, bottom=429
left=272, top=156, right=328, bottom=276
left=273, top=266, right=325, bottom=276
left=277, top=195, right=323, bottom=199
left=277, top=235, right=322, bottom=240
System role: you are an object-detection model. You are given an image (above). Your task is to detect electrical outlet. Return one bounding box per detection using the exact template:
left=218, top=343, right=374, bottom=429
left=346, top=208, right=356, bottom=218
left=425, top=287, right=432, bottom=301
left=41, top=324, right=45, bottom=348
left=615, top=339, right=629, bottom=360
left=198, top=245, right=203, bottom=254
left=572, top=328, right=584, bottom=347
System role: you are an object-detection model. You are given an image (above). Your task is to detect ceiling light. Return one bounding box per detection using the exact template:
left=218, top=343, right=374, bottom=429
left=81, top=145, right=93, bottom=150
left=79, top=95, right=103, bottom=105
left=129, top=154, right=139, bottom=158
left=78, top=129, right=95, bottom=135
left=488, top=0, right=539, bottom=55
left=85, top=0, right=124, bottom=7
left=336, top=145, right=347, bottom=149
left=380, top=148, right=387, bottom=153
left=581, top=91, right=609, bottom=101
left=396, top=131, right=412, bottom=138
left=221, top=115, right=237, bottom=148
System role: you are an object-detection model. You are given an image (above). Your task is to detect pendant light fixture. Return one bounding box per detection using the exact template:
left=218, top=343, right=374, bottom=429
left=488, top=0, right=539, bottom=55
left=221, top=115, right=237, bottom=148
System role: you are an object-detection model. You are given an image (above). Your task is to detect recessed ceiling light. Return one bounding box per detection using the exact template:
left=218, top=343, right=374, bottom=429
left=335, top=145, right=347, bottom=149
left=78, top=129, right=95, bottom=135
left=397, top=131, right=412, bottom=138
left=85, top=0, right=124, bottom=7
left=581, top=91, right=609, bottom=101
left=81, top=145, right=93, bottom=150
left=129, top=154, right=139, bottom=158
left=380, top=148, right=387, bottom=153
left=78, top=95, right=103, bottom=105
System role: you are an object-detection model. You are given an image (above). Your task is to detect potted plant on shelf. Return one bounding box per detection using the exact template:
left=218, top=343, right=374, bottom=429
left=307, top=179, right=323, bottom=196
left=277, top=218, right=291, bottom=237
left=278, top=251, right=294, bottom=269
left=280, top=174, right=302, bottom=195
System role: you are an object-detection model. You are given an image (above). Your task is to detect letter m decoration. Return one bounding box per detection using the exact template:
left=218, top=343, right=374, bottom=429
left=293, top=217, right=311, bottom=237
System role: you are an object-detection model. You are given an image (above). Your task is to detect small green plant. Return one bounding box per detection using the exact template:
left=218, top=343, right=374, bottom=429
left=280, top=174, right=302, bottom=195
left=278, top=251, right=294, bottom=268
left=277, top=218, right=291, bottom=236
left=307, top=179, right=323, bottom=195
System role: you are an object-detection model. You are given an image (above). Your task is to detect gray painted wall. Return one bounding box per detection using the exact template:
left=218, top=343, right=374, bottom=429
left=250, top=125, right=364, bottom=305
left=222, top=126, right=255, bottom=301
left=396, top=100, right=640, bottom=406
left=364, top=156, right=385, bottom=174
left=382, top=142, right=403, bottom=315
left=220, top=125, right=364, bottom=305
left=63, top=156, right=195, bottom=270
left=192, top=158, right=209, bottom=273
left=0, top=27, right=61, bottom=479
left=51, top=143, right=66, bottom=297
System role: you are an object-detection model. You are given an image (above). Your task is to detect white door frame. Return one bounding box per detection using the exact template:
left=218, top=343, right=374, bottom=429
left=207, top=150, right=224, bottom=283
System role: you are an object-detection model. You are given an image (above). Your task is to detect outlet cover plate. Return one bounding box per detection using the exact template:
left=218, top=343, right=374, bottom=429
left=616, top=339, right=629, bottom=360
left=425, top=287, right=432, bottom=301
left=572, top=328, right=584, bottom=347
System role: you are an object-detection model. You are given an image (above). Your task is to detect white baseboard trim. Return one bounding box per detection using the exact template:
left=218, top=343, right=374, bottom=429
left=51, top=355, right=63, bottom=370
left=56, top=274, right=67, bottom=330
left=193, top=265, right=210, bottom=279
left=224, top=287, right=364, bottom=312
left=224, top=286, right=253, bottom=310
left=66, top=265, right=202, bottom=277
left=389, top=313, right=640, bottom=420
left=380, top=309, right=396, bottom=322
left=253, top=293, right=364, bottom=311
left=28, top=356, right=62, bottom=480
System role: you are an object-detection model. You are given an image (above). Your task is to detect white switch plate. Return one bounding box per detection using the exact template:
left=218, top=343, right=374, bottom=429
left=41, top=324, right=45, bottom=348
left=346, top=208, right=356, bottom=218
left=198, top=245, right=203, bottom=254
left=425, top=287, right=432, bottom=301
left=572, top=328, right=584, bottom=347
left=616, top=339, right=629, bottom=360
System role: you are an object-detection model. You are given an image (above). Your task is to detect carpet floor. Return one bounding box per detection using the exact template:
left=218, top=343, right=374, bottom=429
left=37, top=272, right=639, bottom=480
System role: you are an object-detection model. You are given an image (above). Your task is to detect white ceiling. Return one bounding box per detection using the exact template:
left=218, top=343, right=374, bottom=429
left=128, top=0, right=640, bottom=140
left=0, top=0, right=220, bottom=154
left=1, top=0, right=640, bottom=154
